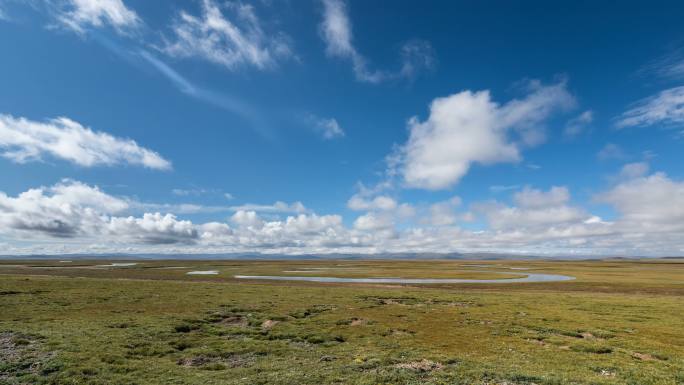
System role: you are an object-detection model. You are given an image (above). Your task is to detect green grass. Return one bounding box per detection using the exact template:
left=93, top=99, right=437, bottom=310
left=0, top=259, right=683, bottom=384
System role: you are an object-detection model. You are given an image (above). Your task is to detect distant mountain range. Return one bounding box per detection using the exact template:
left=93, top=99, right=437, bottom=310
left=1, top=252, right=682, bottom=260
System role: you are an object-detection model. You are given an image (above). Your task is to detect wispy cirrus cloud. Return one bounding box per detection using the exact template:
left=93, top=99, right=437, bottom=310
left=616, top=86, right=684, bottom=129
left=0, top=5, right=8, bottom=21
left=162, top=0, right=293, bottom=70
left=640, top=47, right=684, bottom=81
left=564, top=110, right=593, bottom=137
left=319, top=0, right=434, bottom=83
left=137, top=50, right=271, bottom=138
left=229, top=201, right=308, bottom=214
left=53, top=0, right=141, bottom=34
left=0, top=114, right=171, bottom=170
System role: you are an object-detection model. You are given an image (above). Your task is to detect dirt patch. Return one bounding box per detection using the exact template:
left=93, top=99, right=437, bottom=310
left=205, top=312, right=249, bottom=328
left=177, top=355, right=213, bottom=367
left=350, top=318, right=366, bottom=326
left=632, top=352, right=658, bottom=361
left=261, top=319, right=280, bottom=329
left=394, top=359, right=443, bottom=372
left=527, top=338, right=546, bottom=346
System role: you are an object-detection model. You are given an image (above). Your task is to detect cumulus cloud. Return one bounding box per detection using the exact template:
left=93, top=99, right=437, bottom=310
left=617, top=86, right=684, bottom=128
left=513, top=186, right=570, bottom=209
left=596, top=171, right=684, bottom=230
left=353, top=212, right=393, bottom=231
left=0, top=180, right=212, bottom=244
left=4, top=175, right=684, bottom=256
left=475, top=186, right=589, bottom=231
left=618, top=162, right=650, bottom=180
left=427, top=196, right=462, bottom=226
left=0, top=114, right=171, bottom=170
left=108, top=213, right=198, bottom=244
left=163, top=0, right=292, bottom=70
left=319, top=0, right=434, bottom=83
left=0, top=179, right=127, bottom=238
left=230, top=210, right=264, bottom=228
left=55, top=0, right=141, bottom=34
left=347, top=195, right=397, bottom=211
left=393, top=80, right=574, bottom=190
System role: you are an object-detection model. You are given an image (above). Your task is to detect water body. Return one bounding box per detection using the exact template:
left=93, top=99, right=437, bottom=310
left=233, top=272, right=574, bottom=284
left=96, top=263, right=138, bottom=267
left=187, top=271, right=219, bottom=275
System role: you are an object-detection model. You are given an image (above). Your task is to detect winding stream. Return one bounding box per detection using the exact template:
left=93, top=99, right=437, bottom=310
left=233, top=272, right=575, bottom=284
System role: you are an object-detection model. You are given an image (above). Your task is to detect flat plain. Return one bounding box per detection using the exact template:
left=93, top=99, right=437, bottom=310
left=1, top=259, right=683, bottom=385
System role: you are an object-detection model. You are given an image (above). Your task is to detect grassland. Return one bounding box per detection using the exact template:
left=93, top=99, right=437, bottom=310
left=0, top=259, right=683, bottom=384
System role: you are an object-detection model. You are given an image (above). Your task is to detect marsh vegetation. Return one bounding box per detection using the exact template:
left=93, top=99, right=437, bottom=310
left=0, top=259, right=683, bottom=384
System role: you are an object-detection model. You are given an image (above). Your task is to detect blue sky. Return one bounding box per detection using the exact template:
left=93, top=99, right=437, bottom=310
left=1, top=0, right=684, bottom=256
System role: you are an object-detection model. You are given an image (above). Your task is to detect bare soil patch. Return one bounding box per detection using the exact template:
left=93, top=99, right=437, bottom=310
left=394, top=359, right=443, bottom=372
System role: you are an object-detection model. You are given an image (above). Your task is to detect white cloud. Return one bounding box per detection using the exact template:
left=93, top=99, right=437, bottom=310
left=618, top=162, right=650, bottom=180
left=230, top=210, right=264, bottom=228
left=55, top=0, right=141, bottom=34
left=307, top=114, right=345, bottom=139
left=229, top=201, right=308, bottom=214
left=0, top=114, right=171, bottom=170
left=137, top=50, right=268, bottom=136
left=4, top=176, right=684, bottom=257
left=475, top=186, right=589, bottom=231
left=641, top=49, right=684, bottom=80
left=347, top=195, right=397, bottom=211
left=163, top=0, right=292, bottom=70
left=0, top=179, right=124, bottom=238
left=394, top=80, right=574, bottom=190
left=108, top=213, right=198, bottom=244
left=130, top=202, right=231, bottom=215
left=319, top=0, right=434, bottom=83
left=564, top=110, right=593, bottom=137
left=489, top=185, right=520, bottom=193
left=171, top=187, right=224, bottom=197
left=596, top=171, right=684, bottom=230
left=353, top=212, right=393, bottom=231
left=597, top=143, right=626, bottom=161
left=427, top=196, right=461, bottom=226
left=513, top=186, right=570, bottom=209
left=617, top=86, right=684, bottom=128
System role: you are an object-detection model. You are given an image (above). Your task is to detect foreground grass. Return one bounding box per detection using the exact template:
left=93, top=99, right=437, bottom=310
left=0, top=259, right=683, bottom=384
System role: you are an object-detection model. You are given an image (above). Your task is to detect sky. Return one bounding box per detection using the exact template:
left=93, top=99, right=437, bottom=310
left=1, top=0, right=684, bottom=257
